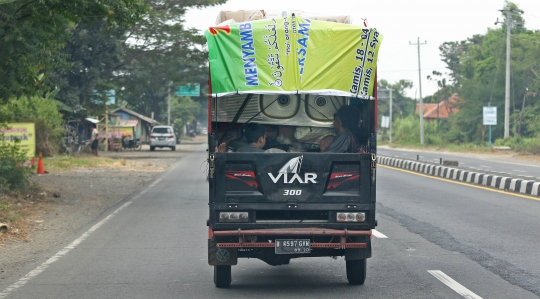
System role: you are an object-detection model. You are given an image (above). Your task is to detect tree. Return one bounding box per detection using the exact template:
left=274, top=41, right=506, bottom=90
left=377, top=79, right=415, bottom=119
left=45, top=20, right=127, bottom=117
left=437, top=1, right=540, bottom=144
left=113, top=0, right=225, bottom=122
left=0, top=0, right=146, bottom=101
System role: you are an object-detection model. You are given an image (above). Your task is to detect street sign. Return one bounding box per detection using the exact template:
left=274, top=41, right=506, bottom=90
left=381, top=116, right=390, bottom=128
left=483, top=106, right=497, bottom=125
left=177, top=83, right=200, bottom=96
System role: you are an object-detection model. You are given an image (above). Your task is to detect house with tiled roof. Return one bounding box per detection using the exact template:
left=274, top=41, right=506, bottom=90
left=416, top=93, right=461, bottom=122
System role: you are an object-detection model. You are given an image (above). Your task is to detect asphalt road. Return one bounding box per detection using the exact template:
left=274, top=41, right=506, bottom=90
left=1, top=146, right=539, bottom=298
left=378, top=147, right=540, bottom=180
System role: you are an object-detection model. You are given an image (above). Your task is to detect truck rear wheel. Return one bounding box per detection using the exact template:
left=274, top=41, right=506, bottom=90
left=213, top=265, right=231, bottom=288
left=346, top=259, right=366, bottom=285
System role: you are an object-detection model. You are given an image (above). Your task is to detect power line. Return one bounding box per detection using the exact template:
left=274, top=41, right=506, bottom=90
left=523, top=13, right=540, bottom=19
left=379, top=68, right=447, bottom=73
left=510, top=34, right=540, bottom=44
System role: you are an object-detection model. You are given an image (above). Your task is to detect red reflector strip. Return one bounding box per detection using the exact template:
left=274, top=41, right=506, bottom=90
left=218, top=242, right=275, bottom=248
left=213, top=228, right=371, bottom=237
left=216, top=242, right=366, bottom=249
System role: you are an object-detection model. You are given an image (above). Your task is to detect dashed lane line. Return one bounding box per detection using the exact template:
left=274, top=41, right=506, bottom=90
left=0, top=179, right=162, bottom=299
left=372, top=229, right=388, bottom=238
left=428, top=270, right=483, bottom=299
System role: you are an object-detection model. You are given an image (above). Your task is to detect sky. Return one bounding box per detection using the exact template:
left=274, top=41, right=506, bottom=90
left=184, top=0, right=540, bottom=99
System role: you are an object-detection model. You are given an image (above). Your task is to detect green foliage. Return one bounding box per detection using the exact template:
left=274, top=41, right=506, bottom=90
left=0, top=94, right=64, bottom=156
left=0, top=0, right=147, bottom=101
left=494, top=136, right=540, bottom=155
left=45, top=20, right=126, bottom=117
left=432, top=1, right=540, bottom=148
left=0, top=127, right=30, bottom=193
left=391, top=115, right=421, bottom=145
left=170, top=96, right=202, bottom=134
left=113, top=0, right=221, bottom=122
left=377, top=79, right=415, bottom=119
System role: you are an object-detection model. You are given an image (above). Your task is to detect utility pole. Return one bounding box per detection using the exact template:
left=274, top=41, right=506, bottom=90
left=495, top=7, right=523, bottom=138
left=167, top=84, right=171, bottom=126
left=378, top=88, right=393, bottom=144
left=410, top=37, right=427, bottom=145
left=389, top=89, right=393, bottom=144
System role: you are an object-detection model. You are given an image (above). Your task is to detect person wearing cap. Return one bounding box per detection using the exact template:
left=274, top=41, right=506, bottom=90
left=323, top=105, right=360, bottom=153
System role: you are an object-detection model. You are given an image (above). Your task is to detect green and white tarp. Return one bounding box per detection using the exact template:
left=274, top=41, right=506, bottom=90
left=205, top=16, right=383, bottom=99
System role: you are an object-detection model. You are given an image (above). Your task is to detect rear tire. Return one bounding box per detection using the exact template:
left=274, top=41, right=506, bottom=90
left=134, top=142, right=142, bottom=151
left=214, top=265, right=231, bottom=288
left=150, top=146, right=155, bottom=151
left=346, top=259, right=367, bottom=285
left=171, top=146, right=176, bottom=151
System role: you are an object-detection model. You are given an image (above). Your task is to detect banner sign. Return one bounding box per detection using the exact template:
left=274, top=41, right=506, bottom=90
left=483, top=106, right=497, bottom=125
left=1, top=123, right=36, bottom=158
left=97, top=125, right=134, bottom=139
left=205, top=16, right=383, bottom=98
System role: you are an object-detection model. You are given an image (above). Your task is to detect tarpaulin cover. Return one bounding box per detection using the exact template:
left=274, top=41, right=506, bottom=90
left=205, top=16, right=383, bottom=98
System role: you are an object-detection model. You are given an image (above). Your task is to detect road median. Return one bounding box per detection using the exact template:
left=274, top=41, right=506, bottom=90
left=378, top=155, right=540, bottom=197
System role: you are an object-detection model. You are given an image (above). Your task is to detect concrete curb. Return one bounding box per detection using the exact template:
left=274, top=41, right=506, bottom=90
left=377, top=155, right=540, bottom=197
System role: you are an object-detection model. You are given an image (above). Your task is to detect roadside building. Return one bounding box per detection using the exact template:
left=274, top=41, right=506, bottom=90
left=416, top=93, right=461, bottom=123
left=110, top=107, right=161, bottom=143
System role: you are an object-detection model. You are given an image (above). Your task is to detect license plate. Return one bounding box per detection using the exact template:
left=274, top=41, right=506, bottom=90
left=275, top=239, right=310, bottom=254
left=158, top=137, right=165, bottom=140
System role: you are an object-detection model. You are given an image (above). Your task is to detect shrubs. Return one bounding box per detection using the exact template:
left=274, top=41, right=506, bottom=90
left=494, top=136, right=540, bottom=155
left=0, top=94, right=64, bottom=157
left=0, top=133, right=31, bottom=193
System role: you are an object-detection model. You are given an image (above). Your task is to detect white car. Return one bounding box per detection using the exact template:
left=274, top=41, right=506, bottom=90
left=150, top=126, right=176, bottom=151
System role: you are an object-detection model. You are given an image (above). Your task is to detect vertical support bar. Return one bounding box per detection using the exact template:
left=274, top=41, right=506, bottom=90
left=389, top=89, right=392, bottom=144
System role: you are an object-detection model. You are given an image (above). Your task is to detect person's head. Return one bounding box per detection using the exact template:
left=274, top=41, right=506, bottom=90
left=319, top=134, right=335, bottom=152
left=333, top=105, right=360, bottom=133
left=244, top=123, right=266, bottom=148
left=90, top=124, right=95, bottom=129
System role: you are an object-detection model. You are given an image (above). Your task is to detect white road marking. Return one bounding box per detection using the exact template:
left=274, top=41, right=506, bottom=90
left=372, top=229, right=388, bottom=238
left=512, top=170, right=527, bottom=173
left=479, top=165, right=492, bottom=168
left=0, top=178, right=162, bottom=299
left=428, top=270, right=483, bottom=299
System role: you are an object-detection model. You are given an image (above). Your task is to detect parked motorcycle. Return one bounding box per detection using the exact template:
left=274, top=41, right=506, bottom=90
left=122, top=137, right=142, bottom=151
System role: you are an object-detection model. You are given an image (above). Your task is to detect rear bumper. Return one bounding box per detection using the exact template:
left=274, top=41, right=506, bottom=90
left=211, top=227, right=371, bottom=249
left=149, top=139, right=175, bottom=146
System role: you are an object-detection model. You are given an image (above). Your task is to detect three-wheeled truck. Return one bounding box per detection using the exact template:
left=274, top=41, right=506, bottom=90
left=205, top=13, right=383, bottom=288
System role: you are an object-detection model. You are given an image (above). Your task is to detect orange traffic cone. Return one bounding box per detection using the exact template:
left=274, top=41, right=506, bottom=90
left=37, top=152, right=46, bottom=174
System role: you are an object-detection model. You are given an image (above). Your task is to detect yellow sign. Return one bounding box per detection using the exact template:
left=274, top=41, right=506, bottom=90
left=1, top=123, right=36, bottom=158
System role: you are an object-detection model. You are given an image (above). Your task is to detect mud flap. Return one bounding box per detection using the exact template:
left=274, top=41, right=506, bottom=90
left=208, top=240, right=238, bottom=265
left=345, top=236, right=371, bottom=261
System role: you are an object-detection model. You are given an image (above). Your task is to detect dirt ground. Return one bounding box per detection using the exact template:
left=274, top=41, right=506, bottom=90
left=0, top=136, right=207, bottom=282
